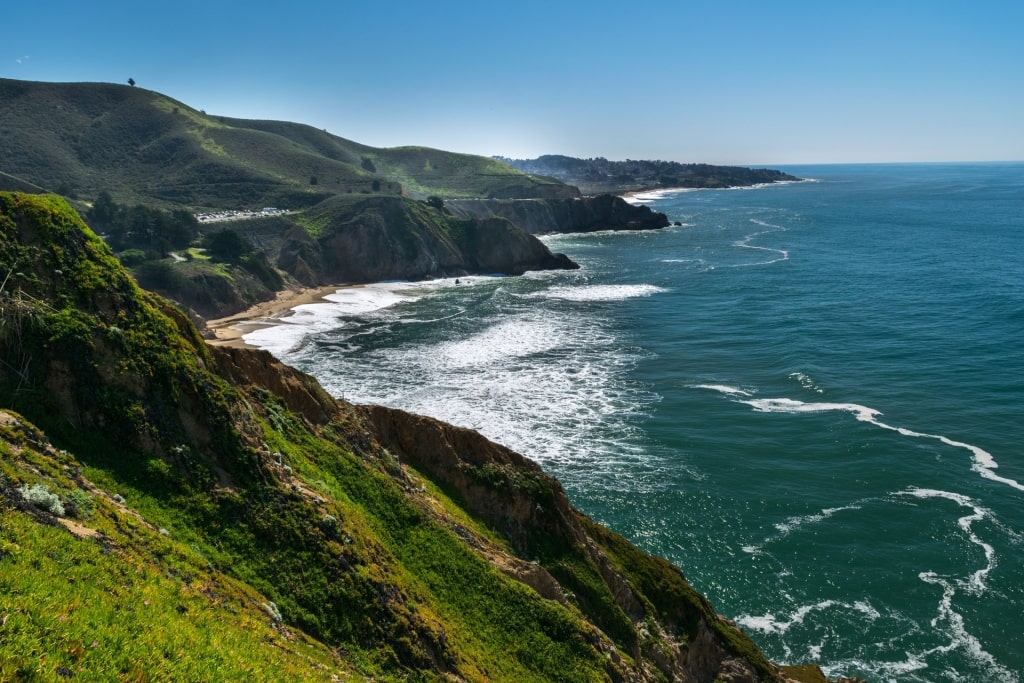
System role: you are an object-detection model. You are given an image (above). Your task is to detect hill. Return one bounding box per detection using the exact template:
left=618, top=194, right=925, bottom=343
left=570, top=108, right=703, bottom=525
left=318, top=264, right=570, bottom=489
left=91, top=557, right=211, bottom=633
left=0, top=78, right=575, bottom=209
left=1, top=79, right=683, bottom=318
left=499, top=155, right=802, bottom=195
left=0, top=194, right=851, bottom=681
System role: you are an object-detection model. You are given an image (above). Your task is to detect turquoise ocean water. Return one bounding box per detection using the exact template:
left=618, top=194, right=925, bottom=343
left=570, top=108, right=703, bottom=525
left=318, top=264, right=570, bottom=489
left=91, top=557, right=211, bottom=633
left=245, top=163, right=1024, bottom=681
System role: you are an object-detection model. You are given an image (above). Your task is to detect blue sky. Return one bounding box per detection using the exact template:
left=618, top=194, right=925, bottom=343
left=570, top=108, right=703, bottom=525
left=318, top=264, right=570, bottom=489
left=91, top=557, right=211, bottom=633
left=5, top=1, right=1023, bottom=165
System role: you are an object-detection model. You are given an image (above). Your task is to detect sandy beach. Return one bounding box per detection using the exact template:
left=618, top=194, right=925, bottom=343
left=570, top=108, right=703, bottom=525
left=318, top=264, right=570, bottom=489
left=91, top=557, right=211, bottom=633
left=204, top=284, right=350, bottom=349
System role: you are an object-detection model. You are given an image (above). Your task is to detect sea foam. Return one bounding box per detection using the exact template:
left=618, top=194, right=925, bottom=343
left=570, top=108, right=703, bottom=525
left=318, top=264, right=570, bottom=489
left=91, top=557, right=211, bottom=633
left=533, top=283, right=666, bottom=302
left=718, top=393, right=1024, bottom=495
left=897, top=488, right=996, bottom=594
left=772, top=504, right=863, bottom=537
left=728, top=218, right=789, bottom=266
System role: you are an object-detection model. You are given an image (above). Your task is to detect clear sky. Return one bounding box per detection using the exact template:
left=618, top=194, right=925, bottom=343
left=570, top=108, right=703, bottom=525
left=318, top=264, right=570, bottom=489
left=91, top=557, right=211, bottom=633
left=5, top=1, right=1023, bottom=165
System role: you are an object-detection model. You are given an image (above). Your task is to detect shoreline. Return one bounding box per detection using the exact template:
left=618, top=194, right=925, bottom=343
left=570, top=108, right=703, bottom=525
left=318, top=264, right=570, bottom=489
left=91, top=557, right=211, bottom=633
left=204, top=284, right=352, bottom=349
left=620, top=178, right=811, bottom=204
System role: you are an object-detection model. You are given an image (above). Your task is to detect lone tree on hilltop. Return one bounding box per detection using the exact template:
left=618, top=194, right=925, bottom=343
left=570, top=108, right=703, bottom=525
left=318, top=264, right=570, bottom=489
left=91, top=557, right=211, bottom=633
left=127, top=77, right=135, bottom=87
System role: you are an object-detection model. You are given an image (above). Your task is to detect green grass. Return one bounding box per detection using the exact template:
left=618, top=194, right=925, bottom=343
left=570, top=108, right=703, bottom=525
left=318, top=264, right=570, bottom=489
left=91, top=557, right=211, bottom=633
left=0, top=411, right=352, bottom=682
left=272, top=431, right=610, bottom=682
left=0, top=509, right=349, bottom=682
left=368, top=147, right=576, bottom=200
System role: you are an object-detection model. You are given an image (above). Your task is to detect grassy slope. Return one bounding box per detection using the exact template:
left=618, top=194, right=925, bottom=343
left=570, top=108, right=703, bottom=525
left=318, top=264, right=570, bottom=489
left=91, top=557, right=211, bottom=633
left=0, top=193, right=814, bottom=682
left=0, top=415, right=350, bottom=682
left=364, top=146, right=576, bottom=200
left=0, top=78, right=565, bottom=209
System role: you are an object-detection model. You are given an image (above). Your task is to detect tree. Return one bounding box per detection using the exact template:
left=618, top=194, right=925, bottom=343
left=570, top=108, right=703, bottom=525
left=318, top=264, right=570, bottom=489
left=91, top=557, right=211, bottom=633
left=127, top=77, right=135, bottom=87
left=166, top=210, right=199, bottom=250
left=87, top=191, right=120, bottom=229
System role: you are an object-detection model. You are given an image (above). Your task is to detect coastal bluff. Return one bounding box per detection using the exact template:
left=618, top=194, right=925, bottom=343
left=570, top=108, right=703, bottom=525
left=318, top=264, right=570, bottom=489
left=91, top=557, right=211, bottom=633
left=277, top=195, right=578, bottom=288
left=0, top=192, right=862, bottom=680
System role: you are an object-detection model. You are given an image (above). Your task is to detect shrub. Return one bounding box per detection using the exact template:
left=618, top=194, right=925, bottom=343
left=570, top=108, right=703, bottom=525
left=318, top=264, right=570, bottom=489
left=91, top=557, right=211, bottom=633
left=117, top=249, right=149, bottom=267
left=263, top=601, right=283, bottom=626
left=66, top=488, right=95, bottom=519
left=320, top=513, right=340, bottom=539
left=18, top=483, right=65, bottom=516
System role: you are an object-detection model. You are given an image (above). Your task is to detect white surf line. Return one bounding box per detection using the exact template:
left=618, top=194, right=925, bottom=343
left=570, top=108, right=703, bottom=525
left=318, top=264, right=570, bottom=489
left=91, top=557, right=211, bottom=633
left=732, top=395, right=1024, bottom=495
left=735, top=599, right=881, bottom=663
left=899, top=489, right=1016, bottom=683
left=740, top=496, right=874, bottom=558
left=725, top=218, right=789, bottom=266
left=772, top=503, right=864, bottom=537
left=533, top=283, right=667, bottom=302
left=897, top=488, right=996, bottom=594
left=914, top=572, right=1019, bottom=682
left=690, top=384, right=754, bottom=397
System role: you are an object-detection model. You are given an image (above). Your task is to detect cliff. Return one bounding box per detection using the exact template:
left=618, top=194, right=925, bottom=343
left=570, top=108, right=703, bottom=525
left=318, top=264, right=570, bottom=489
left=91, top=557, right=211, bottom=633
left=129, top=194, right=579, bottom=319
left=0, top=192, right=851, bottom=681
left=446, top=194, right=670, bottom=235
left=278, top=195, right=577, bottom=287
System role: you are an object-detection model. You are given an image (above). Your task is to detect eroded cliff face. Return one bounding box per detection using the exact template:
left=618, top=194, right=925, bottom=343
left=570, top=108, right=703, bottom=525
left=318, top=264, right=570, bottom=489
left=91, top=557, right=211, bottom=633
left=359, top=405, right=779, bottom=683
left=277, top=195, right=578, bottom=287
left=446, top=194, right=670, bottom=235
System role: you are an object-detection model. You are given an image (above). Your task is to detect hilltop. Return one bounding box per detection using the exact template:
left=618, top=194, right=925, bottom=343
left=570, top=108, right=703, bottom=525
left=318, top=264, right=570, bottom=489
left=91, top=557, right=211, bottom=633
left=0, top=78, right=576, bottom=208
left=0, top=193, right=854, bottom=681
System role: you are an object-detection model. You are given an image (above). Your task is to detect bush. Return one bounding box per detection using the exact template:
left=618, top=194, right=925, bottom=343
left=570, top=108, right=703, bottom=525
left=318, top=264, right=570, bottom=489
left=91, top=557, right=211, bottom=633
left=320, top=513, right=340, bottom=539
left=18, top=483, right=65, bottom=516
left=117, top=249, right=149, bottom=267
left=66, top=489, right=95, bottom=519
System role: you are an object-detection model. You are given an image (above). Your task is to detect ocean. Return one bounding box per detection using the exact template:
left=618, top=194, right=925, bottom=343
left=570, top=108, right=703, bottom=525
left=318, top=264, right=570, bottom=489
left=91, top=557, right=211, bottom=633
left=244, top=163, right=1024, bottom=682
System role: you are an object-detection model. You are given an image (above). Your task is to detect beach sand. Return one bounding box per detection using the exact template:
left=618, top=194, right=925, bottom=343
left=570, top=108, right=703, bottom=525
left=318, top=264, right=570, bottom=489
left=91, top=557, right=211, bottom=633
left=204, top=284, right=349, bottom=349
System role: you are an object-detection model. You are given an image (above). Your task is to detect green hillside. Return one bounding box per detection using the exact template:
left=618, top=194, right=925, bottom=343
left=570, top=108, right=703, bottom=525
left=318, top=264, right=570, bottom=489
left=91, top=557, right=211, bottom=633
left=0, top=79, right=573, bottom=209
left=0, top=192, right=838, bottom=681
